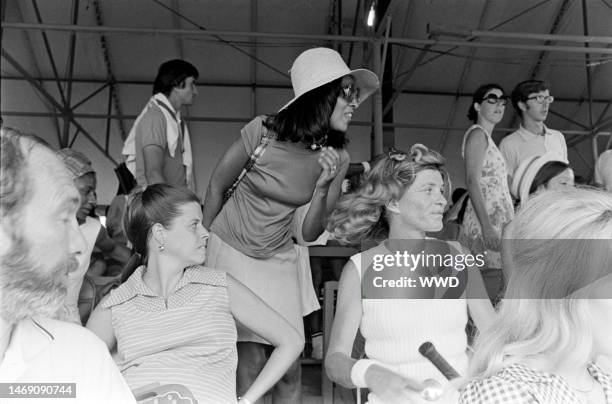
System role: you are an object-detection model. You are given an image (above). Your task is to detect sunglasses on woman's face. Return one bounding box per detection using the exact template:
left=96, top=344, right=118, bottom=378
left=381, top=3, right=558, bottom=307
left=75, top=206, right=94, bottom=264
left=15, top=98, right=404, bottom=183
left=341, top=83, right=360, bottom=102
left=482, top=94, right=509, bottom=106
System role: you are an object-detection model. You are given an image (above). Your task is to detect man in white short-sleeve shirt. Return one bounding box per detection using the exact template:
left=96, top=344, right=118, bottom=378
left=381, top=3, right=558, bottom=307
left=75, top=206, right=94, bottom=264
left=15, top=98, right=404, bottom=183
left=500, top=80, right=568, bottom=180
left=0, top=128, right=136, bottom=403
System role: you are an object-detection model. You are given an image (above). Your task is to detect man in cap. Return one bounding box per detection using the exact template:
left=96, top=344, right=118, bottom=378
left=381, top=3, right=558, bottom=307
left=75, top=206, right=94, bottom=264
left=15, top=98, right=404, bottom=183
left=0, top=128, right=136, bottom=403
left=56, top=148, right=131, bottom=323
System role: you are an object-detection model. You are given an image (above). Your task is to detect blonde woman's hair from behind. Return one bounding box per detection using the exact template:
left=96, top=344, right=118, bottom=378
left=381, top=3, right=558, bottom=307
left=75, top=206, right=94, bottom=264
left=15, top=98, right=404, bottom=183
left=468, top=188, right=612, bottom=380
left=327, top=143, right=447, bottom=246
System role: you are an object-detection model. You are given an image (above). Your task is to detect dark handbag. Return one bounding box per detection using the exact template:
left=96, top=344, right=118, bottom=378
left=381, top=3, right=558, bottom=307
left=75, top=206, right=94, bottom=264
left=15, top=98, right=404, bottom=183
left=223, top=125, right=276, bottom=202
left=114, top=162, right=137, bottom=195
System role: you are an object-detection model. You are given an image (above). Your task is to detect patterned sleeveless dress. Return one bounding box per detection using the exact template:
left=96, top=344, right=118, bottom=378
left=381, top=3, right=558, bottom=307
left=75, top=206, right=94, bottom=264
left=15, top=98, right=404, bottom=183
left=458, top=124, right=514, bottom=269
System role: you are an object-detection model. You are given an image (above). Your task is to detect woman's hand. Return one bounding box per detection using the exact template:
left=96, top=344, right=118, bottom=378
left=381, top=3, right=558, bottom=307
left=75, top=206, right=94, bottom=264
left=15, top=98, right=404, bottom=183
left=482, top=224, right=501, bottom=251
left=364, top=364, right=426, bottom=404
left=315, top=147, right=341, bottom=191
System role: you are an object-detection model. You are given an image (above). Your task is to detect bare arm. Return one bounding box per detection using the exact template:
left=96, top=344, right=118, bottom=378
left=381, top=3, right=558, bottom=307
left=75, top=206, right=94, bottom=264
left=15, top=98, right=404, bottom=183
left=500, top=219, right=515, bottom=279
left=499, top=139, right=516, bottom=189
left=325, top=260, right=430, bottom=403
left=142, top=145, right=166, bottom=185
left=227, top=275, right=303, bottom=403
left=302, top=149, right=350, bottom=242
left=324, top=260, right=363, bottom=387
left=464, top=129, right=499, bottom=250
left=85, top=295, right=117, bottom=351
left=95, top=227, right=131, bottom=265
left=202, top=138, right=249, bottom=229
left=465, top=264, right=496, bottom=332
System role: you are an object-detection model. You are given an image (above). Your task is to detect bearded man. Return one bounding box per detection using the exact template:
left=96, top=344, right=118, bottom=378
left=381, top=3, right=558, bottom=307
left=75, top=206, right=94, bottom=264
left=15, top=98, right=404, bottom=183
left=0, top=128, right=135, bottom=403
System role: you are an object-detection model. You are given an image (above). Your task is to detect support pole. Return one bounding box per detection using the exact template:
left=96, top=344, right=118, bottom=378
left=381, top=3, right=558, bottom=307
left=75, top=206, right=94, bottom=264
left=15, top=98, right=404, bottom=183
left=372, top=39, right=383, bottom=157
left=581, top=0, right=594, bottom=129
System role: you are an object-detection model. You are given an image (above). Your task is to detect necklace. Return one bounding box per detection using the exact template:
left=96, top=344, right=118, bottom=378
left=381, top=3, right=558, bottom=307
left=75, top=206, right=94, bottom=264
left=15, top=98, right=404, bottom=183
left=310, top=134, right=328, bottom=151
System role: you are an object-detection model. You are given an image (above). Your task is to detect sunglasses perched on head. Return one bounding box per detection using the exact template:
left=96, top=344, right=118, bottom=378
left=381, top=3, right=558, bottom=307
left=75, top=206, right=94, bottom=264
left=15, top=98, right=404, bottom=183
left=482, top=94, right=509, bottom=105
left=388, top=147, right=408, bottom=162
left=341, top=83, right=360, bottom=102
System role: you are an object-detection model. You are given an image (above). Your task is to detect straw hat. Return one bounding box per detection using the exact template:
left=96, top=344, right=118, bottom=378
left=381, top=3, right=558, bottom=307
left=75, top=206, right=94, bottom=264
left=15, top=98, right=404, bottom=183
left=511, top=151, right=568, bottom=205
left=279, top=47, right=379, bottom=111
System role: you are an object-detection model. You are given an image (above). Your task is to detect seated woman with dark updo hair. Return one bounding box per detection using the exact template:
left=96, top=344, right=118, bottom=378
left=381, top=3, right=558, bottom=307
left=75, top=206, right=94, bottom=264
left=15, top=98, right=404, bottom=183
left=86, top=184, right=303, bottom=404
left=510, top=151, right=574, bottom=208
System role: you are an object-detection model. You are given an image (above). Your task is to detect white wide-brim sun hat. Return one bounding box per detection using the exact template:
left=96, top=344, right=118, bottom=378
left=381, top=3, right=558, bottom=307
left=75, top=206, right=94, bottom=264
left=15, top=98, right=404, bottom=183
left=511, top=151, right=569, bottom=205
left=279, top=47, right=380, bottom=112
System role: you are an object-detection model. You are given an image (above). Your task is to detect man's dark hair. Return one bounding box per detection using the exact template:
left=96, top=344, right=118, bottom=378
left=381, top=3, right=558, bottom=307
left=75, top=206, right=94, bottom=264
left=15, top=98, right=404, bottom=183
left=0, top=128, right=50, bottom=236
left=264, top=77, right=348, bottom=149
left=529, top=161, right=571, bottom=195
left=511, top=80, right=549, bottom=118
left=152, top=59, right=199, bottom=96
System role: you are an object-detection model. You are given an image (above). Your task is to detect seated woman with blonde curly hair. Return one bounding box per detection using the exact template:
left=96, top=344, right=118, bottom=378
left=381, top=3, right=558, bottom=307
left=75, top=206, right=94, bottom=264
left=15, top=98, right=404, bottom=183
left=461, top=188, right=612, bottom=404
left=325, top=144, right=495, bottom=404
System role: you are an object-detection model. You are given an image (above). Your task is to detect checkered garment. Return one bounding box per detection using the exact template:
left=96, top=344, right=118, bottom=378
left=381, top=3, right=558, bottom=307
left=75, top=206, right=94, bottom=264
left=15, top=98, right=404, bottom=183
left=459, top=362, right=612, bottom=403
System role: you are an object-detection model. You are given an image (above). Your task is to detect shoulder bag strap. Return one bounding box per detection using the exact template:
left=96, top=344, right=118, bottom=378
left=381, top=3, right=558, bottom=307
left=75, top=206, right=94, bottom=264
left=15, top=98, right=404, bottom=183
left=223, top=123, right=275, bottom=201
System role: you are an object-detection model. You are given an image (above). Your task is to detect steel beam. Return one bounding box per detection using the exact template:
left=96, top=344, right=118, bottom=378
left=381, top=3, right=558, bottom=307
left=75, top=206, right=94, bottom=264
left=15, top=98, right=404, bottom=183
left=170, top=0, right=185, bottom=58
left=382, top=45, right=431, bottom=116
left=150, top=0, right=289, bottom=79
left=62, top=0, right=79, bottom=147
left=509, top=0, right=572, bottom=129
left=346, top=0, right=361, bottom=65
left=0, top=110, right=596, bottom=136
left=31, top=0, right=67, bottom=106
left=429, top=25, right=612, bottom=45
left=439, top=1, right=490, bottom=153
left=250, top=0, right=257, bottom=116
left=528, top=0, right=573, bottom=79
left=418, top=0, right=555, bottom=68
left=581, top=0, right=594, bottom=128
left=3, top=75, right=610, bottom=104
left=104, top=85, right=112, bottom=152
left=93, top=0, right=127, bottom=140
left=1, top=48, right=118, bottom=164
left=548, top=109, right=590, bottom=130
left=391, top=0, right=414, bottom=79
left=71, top=81, right=111, bottom=110
left=3, top=23, right=612, bottom=54
left=596, top=100, right=612, bottom=126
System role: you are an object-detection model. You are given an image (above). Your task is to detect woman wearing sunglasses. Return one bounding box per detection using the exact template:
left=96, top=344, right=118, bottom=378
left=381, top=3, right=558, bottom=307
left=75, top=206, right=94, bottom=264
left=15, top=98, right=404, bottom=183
left=202, top=47, right=378, bottom=402
left=458, top=84, right=514, bottom=305
left=325, top=145, right=495, bottom=404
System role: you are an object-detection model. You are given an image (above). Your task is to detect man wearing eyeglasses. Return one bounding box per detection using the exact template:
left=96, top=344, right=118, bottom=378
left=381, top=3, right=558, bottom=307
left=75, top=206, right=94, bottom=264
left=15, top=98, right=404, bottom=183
left=500, top=80, right=568, bottom=181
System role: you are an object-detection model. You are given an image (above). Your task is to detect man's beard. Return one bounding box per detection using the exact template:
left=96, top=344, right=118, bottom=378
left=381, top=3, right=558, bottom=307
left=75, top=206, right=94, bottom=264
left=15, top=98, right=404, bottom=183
left=0, top=236, right=78, bottom=324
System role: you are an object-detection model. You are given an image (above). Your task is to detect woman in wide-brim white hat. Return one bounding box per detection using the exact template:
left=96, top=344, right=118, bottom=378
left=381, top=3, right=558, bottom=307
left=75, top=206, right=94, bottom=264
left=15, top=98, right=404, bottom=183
left=202, top=47, right=378, bottom=403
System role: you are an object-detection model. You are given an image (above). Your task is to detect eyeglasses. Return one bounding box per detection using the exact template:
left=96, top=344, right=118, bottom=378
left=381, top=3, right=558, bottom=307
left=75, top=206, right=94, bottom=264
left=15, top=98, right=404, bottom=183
left=341, top=83, right=360, bottom=103
left=388, top=148, right=408, bottom=161
left=482, top=94, right=509, bottom=106
left=526, top=95, right=554, bottom=104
